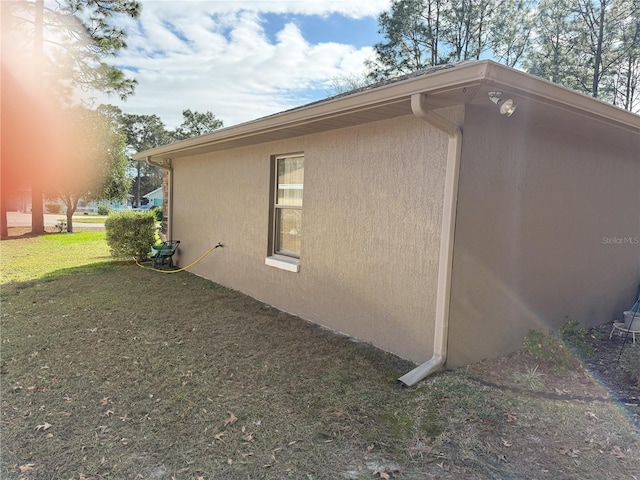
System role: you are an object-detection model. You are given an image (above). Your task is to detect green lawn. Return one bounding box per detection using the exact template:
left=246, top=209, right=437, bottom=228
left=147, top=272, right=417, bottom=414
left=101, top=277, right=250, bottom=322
left=71, top=215, right=109, bottom=224
left=0, top=232, right=111, bottom=284
left=1, top=233, right=639, bottom=479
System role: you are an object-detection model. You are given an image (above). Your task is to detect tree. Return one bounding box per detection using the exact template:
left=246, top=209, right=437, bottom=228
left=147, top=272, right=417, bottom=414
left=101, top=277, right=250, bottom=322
left=523, top=0, right=581, bottom=85
left=523, top=0, right=639, bottom=110
left=366, top=0, right=529, bottom=80
left=327, top=72, right=372, bottom=96
left=0, top=0, right=140, bottom=236
left=440, top=0, right=493, bottom=63
left=47, top=108, right=131, bottom=232
left=488, top=0, right=535, bottom=67
left=114, top=108, right=223, bottom=208
left=609, top=10, right=640, bottom=110
left=172, top=109, right=224, bottom=141
left=369, top=0, right=638, bottom=112
left=367, top=0, right=444, bottom=81
left=573, top=0, right=635, bottom=98
left=116, top=110, right=172, bottom=206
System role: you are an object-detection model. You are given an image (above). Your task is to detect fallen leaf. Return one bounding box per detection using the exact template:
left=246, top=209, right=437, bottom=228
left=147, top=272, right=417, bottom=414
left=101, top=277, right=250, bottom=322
left=501, top=439, right=512, bottom=447
left=242, top=433, right=254, bottom=443
left=611, top=446, right=627, bottom=460
left=504, top=412, right=517, bottom=422
left=560, top=446, right=580, bottom=458
left=34, top=422, right=51, bottom=432
left=224, top=413, right=238, bottom=427
left=213, top=432, right=225, bottom=441
left=373, top=469, right=390, bottom=479
left=196, top=477, right=204, bottom=480
left=497, top=454, right=507, bottom=462
left=100, top=397, right=109, bottom=406
left=18, top=464, right=35, bottom=473
left=227, top=458, right=233, bottom=465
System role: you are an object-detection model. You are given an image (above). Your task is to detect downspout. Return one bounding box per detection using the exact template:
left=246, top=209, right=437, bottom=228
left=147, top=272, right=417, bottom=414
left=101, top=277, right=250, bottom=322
left=144, top=156, right=173, bottom=241
left=398, top=94, right=463, bottom=386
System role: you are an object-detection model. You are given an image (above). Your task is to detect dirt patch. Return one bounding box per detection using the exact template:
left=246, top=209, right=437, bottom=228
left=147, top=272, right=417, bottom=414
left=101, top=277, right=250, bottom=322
left=466, top=322, right=640, bottom=430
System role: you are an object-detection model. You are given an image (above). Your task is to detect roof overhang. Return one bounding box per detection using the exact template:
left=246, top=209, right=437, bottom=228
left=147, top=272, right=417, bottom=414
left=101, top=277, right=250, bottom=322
left=133, top=60, right=640, bottom=162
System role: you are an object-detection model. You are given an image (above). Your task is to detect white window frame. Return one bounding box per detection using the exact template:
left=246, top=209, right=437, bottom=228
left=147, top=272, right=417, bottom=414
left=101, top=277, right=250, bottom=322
left=265, top=153, right=304, bottom=273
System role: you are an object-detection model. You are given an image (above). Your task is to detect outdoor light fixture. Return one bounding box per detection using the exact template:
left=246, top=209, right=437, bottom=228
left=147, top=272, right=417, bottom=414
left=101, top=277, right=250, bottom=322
left=488, top=92, right=517, bottom=116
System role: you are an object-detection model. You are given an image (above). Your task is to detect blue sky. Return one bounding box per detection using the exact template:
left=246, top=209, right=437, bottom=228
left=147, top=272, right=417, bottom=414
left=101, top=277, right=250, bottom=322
left=105, top=1, right=391, bottom=129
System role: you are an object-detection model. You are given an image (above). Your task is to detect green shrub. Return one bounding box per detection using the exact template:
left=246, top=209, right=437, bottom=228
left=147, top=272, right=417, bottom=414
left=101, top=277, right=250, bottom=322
left=45, top=203, right=62, bottom=214
left=523, top=320, right=595, bottom=367
left=152, top=206, right=162, bottom=222
left=523, top=329, right=573, bottom=369
left=97, top=205, right=113, bottom=216
left=619, top=345, right=640, bottom=386
left=559, top=320, right=594, bottom=359
left=105, top=211, right=157, bottom=261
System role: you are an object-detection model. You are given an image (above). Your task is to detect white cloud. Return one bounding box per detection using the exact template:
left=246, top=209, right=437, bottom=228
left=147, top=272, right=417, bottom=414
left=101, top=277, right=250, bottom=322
left=139, top=0, right=391, bottom=20
left=106, top=1, right=388, bottom=129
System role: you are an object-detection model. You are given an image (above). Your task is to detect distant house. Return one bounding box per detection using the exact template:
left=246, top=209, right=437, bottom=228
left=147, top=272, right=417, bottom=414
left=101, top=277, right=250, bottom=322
left=143, top=187, right=163, bottom=207
left=134, top=61, right=640, bottom=385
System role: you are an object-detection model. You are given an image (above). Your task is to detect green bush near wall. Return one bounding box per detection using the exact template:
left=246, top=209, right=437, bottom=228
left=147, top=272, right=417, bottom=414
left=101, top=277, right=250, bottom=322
left=105, top=211, right=157, bottom=261
left=152, top=206, right=162, bottom=222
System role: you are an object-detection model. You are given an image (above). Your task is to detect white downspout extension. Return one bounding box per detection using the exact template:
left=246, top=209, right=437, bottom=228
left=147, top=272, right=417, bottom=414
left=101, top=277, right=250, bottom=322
left=398, top=94, right=463, bottom=386
left=144, top=156, right=173, bottom=241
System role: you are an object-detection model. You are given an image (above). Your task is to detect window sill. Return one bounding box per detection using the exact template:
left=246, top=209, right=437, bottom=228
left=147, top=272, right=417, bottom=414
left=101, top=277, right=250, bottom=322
left=265, top=256, right=300, bottom=273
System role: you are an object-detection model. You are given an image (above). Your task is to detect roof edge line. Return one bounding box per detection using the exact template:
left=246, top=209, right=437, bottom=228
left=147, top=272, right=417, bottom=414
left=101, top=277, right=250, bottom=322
left=133, top=61, right=493, bottom=161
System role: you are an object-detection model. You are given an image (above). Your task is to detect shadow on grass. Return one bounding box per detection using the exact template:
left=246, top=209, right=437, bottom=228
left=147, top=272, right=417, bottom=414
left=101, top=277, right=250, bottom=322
left=2, top=263, right=639, bottom=480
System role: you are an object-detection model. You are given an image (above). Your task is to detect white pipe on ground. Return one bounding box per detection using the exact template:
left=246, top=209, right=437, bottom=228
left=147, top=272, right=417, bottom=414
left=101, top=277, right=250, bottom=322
left=398, top=94, right=463, bottom=386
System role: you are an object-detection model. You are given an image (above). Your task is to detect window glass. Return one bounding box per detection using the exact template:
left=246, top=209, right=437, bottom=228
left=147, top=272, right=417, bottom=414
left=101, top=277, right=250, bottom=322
left=274, top=155, right=303, bottom=258
left=276, top=156, right=304, bottom=206
left=275, top=208, right=302, bottom=257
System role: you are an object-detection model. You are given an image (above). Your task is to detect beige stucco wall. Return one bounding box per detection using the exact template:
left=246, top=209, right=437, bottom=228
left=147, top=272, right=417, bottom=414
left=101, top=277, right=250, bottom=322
left=448, top=105, right=640, bottom=366
left=170, top=112, right=458, bottom=363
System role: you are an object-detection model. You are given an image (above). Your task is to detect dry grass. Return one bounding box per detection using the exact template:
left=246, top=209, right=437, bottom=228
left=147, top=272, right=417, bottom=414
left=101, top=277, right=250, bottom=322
left=1, top=232, right=639, bottom=479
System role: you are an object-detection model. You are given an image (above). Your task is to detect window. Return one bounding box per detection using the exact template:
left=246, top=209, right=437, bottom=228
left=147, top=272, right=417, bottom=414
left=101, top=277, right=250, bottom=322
left=266, top=154, right=303, bottom=272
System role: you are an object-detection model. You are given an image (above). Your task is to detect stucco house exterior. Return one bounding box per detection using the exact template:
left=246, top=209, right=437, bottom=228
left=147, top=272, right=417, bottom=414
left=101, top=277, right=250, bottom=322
left=134, top=61, right=640, bottom=385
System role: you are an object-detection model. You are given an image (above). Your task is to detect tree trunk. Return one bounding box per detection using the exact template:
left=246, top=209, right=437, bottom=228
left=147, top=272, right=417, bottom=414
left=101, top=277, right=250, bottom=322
left=63, top=193, right=77, bottom=233
left=31, top=183, right=45, bottom=234
left=0, top=1, right=9, bottom=238
left=592, top=1, right=606, bottom=98
left=31, top=0, right=45, bottom=234
left=0, top=188, right=8, bottom=238
left=66, top=203, right=75, bottom=233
